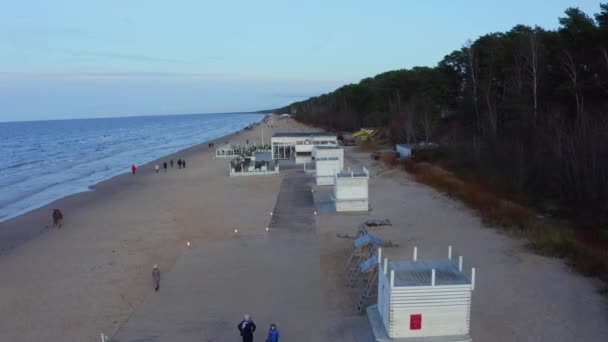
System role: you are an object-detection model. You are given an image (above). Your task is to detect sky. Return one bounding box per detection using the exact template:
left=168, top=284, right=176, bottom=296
left=0, top=0, right=602, bottom=122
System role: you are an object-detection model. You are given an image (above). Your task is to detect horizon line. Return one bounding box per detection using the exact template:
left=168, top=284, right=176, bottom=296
left=0, top=110, right=274, bottom=124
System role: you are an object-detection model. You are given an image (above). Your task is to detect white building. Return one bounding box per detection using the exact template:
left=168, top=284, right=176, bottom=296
left=369, top=247, right=476, bottom=341
left=333, top=167, right=369, bottom=212
left=315, top=157, right=341, bottom=186
left=314, top=146, right=344, bottom=186
left=396, top=144, right=412, bottom=158
left=271, top=132, right=337, bottom=163
left=313, top=146, right=344, bottom=169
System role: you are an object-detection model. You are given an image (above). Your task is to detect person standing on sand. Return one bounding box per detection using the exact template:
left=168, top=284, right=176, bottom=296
left=238, top=314, right=256, bottom=342
left=131, top=164, right=137, bottom=175
left=266, top=323, right=280, bottom=342
left=155, top=164, right=159, bottom=173
left=152, top=264, right=161, bottom=291
left=178, top=159, right=182, bottom=169
left=170, top=159, right=174, bottom=168
left=163, top=162, right=167, bottom=172
left=182, top=159, right=186, bottom=168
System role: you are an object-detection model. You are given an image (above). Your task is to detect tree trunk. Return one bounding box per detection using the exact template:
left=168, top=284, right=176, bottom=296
left=466, top=41, right=481, bottom=133
left=529, top=32, right=539, bottom=125
left=562, top=50, right=583, bottom=117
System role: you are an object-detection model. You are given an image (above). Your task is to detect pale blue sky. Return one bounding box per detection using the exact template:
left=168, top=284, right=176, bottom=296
left=0, top=0, right=602, bottom=121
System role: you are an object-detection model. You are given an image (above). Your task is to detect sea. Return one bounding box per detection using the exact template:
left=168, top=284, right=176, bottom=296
left=0, top=113, right=265, bottom=223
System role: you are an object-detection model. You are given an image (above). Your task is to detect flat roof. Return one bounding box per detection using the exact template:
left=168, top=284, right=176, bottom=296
left=389, top=260, right=470, bottom=286
left=272, top=132, right=336, bottom=137
left=315, top=146, right=341, bottom=150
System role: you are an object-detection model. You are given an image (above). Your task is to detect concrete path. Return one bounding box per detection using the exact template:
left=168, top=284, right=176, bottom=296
left=111, top=171, right=324, bottom=342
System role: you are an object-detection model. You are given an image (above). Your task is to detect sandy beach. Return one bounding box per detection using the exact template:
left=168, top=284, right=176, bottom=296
left=1, top=116, right=607, bottom=342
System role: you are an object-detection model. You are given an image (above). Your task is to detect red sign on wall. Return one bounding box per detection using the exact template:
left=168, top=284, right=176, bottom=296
left=410, top=314, right=422, bottom=330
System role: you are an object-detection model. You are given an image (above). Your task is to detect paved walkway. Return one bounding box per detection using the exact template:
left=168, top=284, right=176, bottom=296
left=111, top=170, right=323, bottom=342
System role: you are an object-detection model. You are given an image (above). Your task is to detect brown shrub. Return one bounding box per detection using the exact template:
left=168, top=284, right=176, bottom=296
left=379, top=151, right=398, bottom=165
left=400, top=158, right=608, bottom=294
left=355, top=140, right=375, bottom=152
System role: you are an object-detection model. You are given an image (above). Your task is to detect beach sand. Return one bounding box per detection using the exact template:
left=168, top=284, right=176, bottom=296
left=0, top=117, right=607, bottom=341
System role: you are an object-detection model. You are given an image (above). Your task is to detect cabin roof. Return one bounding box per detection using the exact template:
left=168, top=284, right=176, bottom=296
left=272, top=132, right=336, bottom=138
left=389, top=260, right=471, bottom=286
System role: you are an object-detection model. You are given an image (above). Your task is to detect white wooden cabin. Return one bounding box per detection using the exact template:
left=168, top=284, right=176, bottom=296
left=313, top=146, right=344, bottom=169
left=372, top=247, right=475, bottom=342
left=333, top=167, right=369, bottom=212
left=315, top=157, right=341, bottom=186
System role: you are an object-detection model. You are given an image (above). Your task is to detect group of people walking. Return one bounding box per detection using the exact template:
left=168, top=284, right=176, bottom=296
left=131, top=158, right=187, bottom=175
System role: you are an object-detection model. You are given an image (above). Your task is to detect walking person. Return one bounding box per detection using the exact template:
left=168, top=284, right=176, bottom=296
left=182, top=159, right=186, bottom=168
left=170, top=159, right=174, bottom=168
left=152, top=264, right=161, bottom=291
left=131, top=164, right=137, bottom=175
left=155, top=164, right=159, bottom=173
left=163, top=162, right=167, bottom=172
left=237, top=314, right=256, bottom=342
left=178, top=159, right=182, bottom=169
left=266, top=323, right=280, bottom=342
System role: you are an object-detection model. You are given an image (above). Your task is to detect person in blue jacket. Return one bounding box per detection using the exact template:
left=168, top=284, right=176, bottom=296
left=266, top=323, right=280, bottom=342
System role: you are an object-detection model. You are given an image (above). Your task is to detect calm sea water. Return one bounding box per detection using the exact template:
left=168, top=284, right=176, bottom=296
left=0, top=113, right=264, bottom=223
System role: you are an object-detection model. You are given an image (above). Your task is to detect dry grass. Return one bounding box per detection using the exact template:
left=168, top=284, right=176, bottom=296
left=379, top=151, right=398, bottom=166
left=355, top=140, right=376, bottom=152
left=393, top=158, right=608, bottom=293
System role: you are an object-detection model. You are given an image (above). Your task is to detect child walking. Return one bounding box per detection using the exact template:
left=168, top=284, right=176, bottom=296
left=266, top=323, right=280, bottom=342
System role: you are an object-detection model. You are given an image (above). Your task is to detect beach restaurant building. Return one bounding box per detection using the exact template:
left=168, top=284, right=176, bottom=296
left=271, top=132, right=338, bottom=162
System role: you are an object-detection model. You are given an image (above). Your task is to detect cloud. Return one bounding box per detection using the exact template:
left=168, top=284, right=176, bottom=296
left=65, top=49, right=192, bottom=64
left=0, top=71, right=235, bottom=81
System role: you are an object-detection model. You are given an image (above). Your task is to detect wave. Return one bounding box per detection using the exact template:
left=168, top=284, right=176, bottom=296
left=0, top=113, right=264, bottom=222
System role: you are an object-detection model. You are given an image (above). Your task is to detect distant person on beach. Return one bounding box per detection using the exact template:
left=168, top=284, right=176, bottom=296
left=131, top=164, right=137, bottom=175
left=163, top=162, right=167, bottom=172
left=155, top=165, right=159, bottom=173
left=266, top=323, right=280, bottom=342
left=152, top=264, right=161, bottom=291
left=178, top=159, right=182, bottom=168
left=182, top=160, right=186, bottom=168
left=238, top=314, right=256, bottom=342
left=52, top=208, right=63, bottom=228
left=170, top=159, right=174, bottom=168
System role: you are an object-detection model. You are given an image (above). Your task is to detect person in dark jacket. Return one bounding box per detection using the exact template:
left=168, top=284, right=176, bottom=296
left=163, top=162, right=167, bottom=172
left=182, top=159, right=186, bottom=168
left=178, top=159, right=182, bottom=168
left=237, top=314, right=256, bottom=342
left=152, top=264, right=160, bottom=291
left=266, top=323, right=280, bottom=342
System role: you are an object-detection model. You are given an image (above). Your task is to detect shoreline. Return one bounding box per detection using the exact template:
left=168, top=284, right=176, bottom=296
left=0, top=116, right=266, bottom=254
